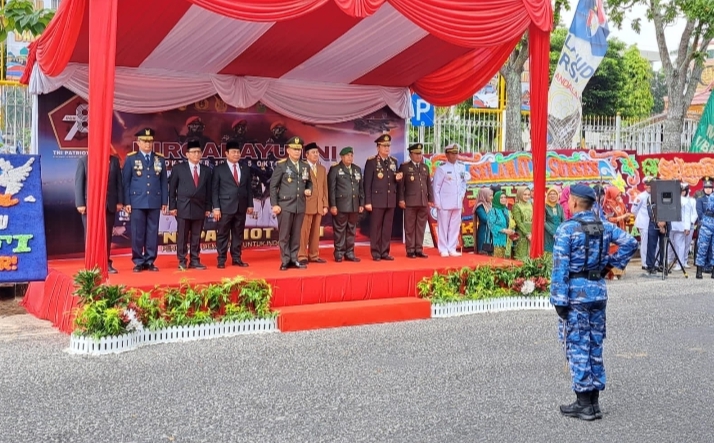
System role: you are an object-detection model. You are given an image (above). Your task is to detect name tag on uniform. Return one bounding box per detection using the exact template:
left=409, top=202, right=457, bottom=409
left=338, top=170, right=345, bottom=175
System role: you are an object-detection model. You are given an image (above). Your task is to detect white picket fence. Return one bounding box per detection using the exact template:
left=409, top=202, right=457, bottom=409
left=69, top=318, right=278, bottom=356
left=431, top=296, right=551, bottom=318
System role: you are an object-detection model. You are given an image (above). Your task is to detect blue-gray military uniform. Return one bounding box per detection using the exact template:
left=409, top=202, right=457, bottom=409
left=550, top=184, right=637, bottom=420
left=695, top=189, right=714, bottom=278
left=122, top=128, right=168, bottom=271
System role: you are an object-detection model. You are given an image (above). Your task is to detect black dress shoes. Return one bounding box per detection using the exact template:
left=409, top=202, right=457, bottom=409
left=132, top=265, right=143, bottom=273
left=298, top=259, right=309, bottom=265
left=310, top=258, right=327, bottom=264
left=415, top=252, right=428, bottom=258
left=107, top=264, right=118, bottom=274
left=345, top=256, right=360, bottom=262
left=146, top=265, right=159, bottom=272
left=372, top=257, right=381, bottom=261
left=334, top=257, right=343, bottom=262
left=232, top=260, right=249, bottom=267
left=407, top=252, right=416, bottom=259
left=178, top=263, right=187, bottom=270
left=280, top=263, right=289, bottom=271
left=382, top=255, right=395, bottom=261
left=217, top=263, right=226, bottom=269
left=294, top=261, right=307, bottom=269
left=189, top=263, right=207, bottom=270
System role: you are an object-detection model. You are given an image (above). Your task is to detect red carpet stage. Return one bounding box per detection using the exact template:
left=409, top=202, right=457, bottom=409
left=23, top=243, right=515, bottom=334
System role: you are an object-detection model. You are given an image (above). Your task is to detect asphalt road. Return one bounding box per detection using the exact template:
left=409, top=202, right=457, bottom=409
left=1, top=267, right=712, bottom=443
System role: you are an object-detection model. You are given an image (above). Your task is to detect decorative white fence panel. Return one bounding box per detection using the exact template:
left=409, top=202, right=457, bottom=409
left=0, top=83, right=31, bottom=154
left=69, top=318, right=278, bottom=356
left=431, top=297, right=551, bottom=318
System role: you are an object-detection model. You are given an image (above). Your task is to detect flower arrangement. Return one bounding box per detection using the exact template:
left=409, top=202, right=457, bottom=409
left=417, top=256, right=552, bottom=304
left=72, top=268, right=275, bottom=339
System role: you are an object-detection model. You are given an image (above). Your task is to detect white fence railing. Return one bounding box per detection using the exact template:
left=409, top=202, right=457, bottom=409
left=409, top=111, right=701, bottom=154
left=0, top=83, right=31, bottom=154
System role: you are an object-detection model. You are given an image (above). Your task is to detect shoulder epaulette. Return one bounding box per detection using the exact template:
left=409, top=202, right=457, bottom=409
left=277, top=158, right=287, bottom=163
left=154, top=152, right=164, bottom=158
left=367, top=155, right=375, bottom=160
left=332, top=162, right=338, bottom=166
left=127, top=152, right=137, bottom=156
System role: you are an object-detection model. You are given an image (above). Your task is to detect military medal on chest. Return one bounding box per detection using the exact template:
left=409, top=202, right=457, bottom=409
left=134, top=159, right=143, bottom=177
left=286, top=167, right=293, bottom=183
left=153, top=157, right=162, bottom=175
left=354, top=171, right=361, bottom=181
left=301, top=165, right=310, bottom=181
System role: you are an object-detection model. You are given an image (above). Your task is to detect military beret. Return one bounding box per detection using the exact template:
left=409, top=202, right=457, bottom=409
left=286, top=136, right=304, bottom=149
left=408, top=143, right=423, bottom=154
left=703, top=176, right=713, bottom=188
left=135, top=127, right=155, bottom=140
left=303, top=142, right=319, bottom=153
left=186, top=139, right=201, bottom=150
left=570, top=184, right=596, bottom=201
left=375, top=134, right=391, bottom=144
left=186, top=116, right=202, bottom=126
left=444, top=144, right=460, bottom=154
left=339, top=147, right=354, bottom=156
left=270, top=121, right=285, bottom=130
left=232, top=119, right=247, bottom=129
left=225, top=139, right=241, bottom=151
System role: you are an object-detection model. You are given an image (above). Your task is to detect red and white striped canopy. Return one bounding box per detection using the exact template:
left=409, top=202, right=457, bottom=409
left=25, top=0, right=552, bottom=122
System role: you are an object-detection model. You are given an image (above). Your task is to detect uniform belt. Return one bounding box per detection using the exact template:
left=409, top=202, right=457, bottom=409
left=569, top=271, right=602, bottom=281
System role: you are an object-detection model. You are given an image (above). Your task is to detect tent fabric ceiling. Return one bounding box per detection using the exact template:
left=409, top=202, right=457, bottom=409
left=23, top=0, right=551, bottom=121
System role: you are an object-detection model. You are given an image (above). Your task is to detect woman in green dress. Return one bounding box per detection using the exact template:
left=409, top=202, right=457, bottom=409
left=511, top=186, right=533, bottom=260
left=486, top=191, right=515, bottom=259
left=544, top=186, right=565, bottom=253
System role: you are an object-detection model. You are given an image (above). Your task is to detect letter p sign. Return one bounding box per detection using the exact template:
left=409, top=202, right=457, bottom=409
left=410, top=94, right=434, bottom=127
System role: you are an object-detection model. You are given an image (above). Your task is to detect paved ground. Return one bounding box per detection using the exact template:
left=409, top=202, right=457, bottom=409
left=0, top=263, right=712, bottom=443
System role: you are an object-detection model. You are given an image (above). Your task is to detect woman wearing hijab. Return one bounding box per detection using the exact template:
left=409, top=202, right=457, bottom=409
left=512, top=186, right=533, bottom=260
left=559, top=185, right=572, bottom=220
left=487, top=191, right=515, bottom=259
left=602, top=186, right=633, bottom=279
left=474, top=187, right=493, bottom=254
left=544, top=186, right=565, bottom=253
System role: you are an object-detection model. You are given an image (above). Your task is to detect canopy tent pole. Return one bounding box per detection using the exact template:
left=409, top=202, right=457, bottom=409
left=85, top=0, right=118, bottom=280
left=528, top=23, right=551, bottom=258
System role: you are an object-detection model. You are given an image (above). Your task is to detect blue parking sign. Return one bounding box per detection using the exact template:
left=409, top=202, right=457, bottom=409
left=410, top=94, right=434, bottom=127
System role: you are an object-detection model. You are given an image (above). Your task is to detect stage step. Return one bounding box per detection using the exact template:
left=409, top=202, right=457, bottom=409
left=276, top=297, right=432, bottom=332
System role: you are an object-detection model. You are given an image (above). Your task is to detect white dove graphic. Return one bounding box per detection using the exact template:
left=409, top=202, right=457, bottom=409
left=0, top=157, right=34, bottom=196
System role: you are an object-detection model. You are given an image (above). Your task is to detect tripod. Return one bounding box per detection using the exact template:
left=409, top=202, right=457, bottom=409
left=654, top=224, right=688, bottom=280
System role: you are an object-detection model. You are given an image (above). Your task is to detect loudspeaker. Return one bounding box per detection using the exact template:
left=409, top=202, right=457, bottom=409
left=650, top=180, right=681, bottom=222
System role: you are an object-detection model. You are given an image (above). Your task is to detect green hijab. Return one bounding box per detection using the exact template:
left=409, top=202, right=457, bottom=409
left=492, top=191, right=506, bottom=210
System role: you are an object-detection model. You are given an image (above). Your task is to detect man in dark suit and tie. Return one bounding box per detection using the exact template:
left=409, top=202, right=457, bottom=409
left=328, top=147, right=364, bottom=262
left=122, top=128, right=167, bottom=273
left=169, top=139, right=212, bottom=270
left=212, top=139, right=253, bottom=268
left=270, top=136, right=313, bottom=271
left=75, top=152, right=123, bottom=273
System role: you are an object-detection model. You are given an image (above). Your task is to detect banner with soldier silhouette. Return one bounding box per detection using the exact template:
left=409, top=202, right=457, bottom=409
left=38, top=87, right=406, bottom=259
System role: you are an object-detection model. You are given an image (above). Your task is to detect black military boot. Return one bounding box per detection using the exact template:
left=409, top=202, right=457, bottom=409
left=711, top=268, right=714, bottom=279
left=560, top=392, right=596, bottom=421
left=590, top=390, right=602, bottom=419
left=696, top=267, right=703, bottom=279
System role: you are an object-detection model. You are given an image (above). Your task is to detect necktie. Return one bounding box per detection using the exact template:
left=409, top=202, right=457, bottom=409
left=193, top=165, right=199, bottom=186
left=144, top=154, right=150, bottom=163
left=312, top=164, right=317, bottom=177
left=233, top=163, right=239, bottom=184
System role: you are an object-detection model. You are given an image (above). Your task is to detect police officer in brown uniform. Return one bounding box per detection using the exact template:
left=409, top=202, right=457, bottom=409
left=328, top=147, right=365, bottom=262
left=363, top=134, right=403, bottom=261
left=398, top=143, right=433, bottom=258
left=270, top=136, right=313, bottom=271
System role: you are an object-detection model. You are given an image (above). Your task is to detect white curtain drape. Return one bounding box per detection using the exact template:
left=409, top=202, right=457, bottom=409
left=29, top=63, right=411, bottom=123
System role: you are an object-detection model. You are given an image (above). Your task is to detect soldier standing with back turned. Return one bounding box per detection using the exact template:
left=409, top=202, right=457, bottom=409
left=398, top=143, right=433, bottom=258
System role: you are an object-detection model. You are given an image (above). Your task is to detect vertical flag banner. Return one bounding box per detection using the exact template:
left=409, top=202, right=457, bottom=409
left=689, top=92, right=714, bottom=152
left=547, top=0, right=609, bottom=148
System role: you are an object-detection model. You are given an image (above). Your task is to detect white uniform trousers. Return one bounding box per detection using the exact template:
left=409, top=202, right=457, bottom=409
left=437, top=208, right=461, bottom=254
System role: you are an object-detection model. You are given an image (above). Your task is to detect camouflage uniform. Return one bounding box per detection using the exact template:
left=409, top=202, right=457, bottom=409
left=551, top=211, right=637, bottom=395
left=695, top=193, right=714, bottom=275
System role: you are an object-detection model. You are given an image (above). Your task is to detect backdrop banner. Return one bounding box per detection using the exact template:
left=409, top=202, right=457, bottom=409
left=423, top=149, right=638, bottom=252
left=0, top=154, right=48, bottom=281
left=38, top=88, right=405, bottom=259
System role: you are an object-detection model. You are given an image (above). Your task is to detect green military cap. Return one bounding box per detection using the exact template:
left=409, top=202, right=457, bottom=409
left=375, top=134, right=391, bottom=144
left=286, top=136, right=304, bottom=149
left=339, top=147, right=354, bottom=156
left=408, top=143, right=423, bottom=154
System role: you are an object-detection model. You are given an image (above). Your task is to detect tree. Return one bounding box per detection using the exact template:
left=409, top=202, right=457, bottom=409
left=499, top=0, right=569, bottom=151
left=650, top=68, right=667, bottom=114
left=0, top=0, right=55, bottom=43
left=608, top=0, right=714, bottom=152
left=621, top=46, right=654, bottom=118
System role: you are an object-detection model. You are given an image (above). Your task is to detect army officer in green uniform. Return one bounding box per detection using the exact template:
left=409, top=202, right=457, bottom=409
left=328, top=146, right=365, bottom=262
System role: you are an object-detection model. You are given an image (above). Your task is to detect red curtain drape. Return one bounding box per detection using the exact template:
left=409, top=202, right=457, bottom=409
left=85, top=0, right=118, bottom=279
left=412, top=40, right=519, bottom=106
left=528, top=23, right=550, bottom=258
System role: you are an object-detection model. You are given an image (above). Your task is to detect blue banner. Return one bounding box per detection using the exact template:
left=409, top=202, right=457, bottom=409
left=0, top=154, right=47, bottom=282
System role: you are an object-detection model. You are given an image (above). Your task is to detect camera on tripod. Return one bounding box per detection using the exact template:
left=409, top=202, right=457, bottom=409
left=649, top=180, right=682, bottom=223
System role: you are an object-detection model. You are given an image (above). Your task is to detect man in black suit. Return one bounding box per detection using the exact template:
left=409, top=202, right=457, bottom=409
left=169, top=139, right=212, bottom=270
left=212, top=139, right=253, bottom=268
left=75, top=153, right=123, bottom=274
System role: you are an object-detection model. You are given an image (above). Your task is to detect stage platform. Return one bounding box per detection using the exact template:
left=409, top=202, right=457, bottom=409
left=23, top=244, right=515, bottom=334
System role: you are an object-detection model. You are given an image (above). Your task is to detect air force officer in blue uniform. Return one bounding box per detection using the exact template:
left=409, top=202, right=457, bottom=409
left=123, top=128, right=168, bottom=272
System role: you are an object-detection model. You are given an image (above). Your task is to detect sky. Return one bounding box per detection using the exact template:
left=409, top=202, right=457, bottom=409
left=560, top=1, right=688, bottom=54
